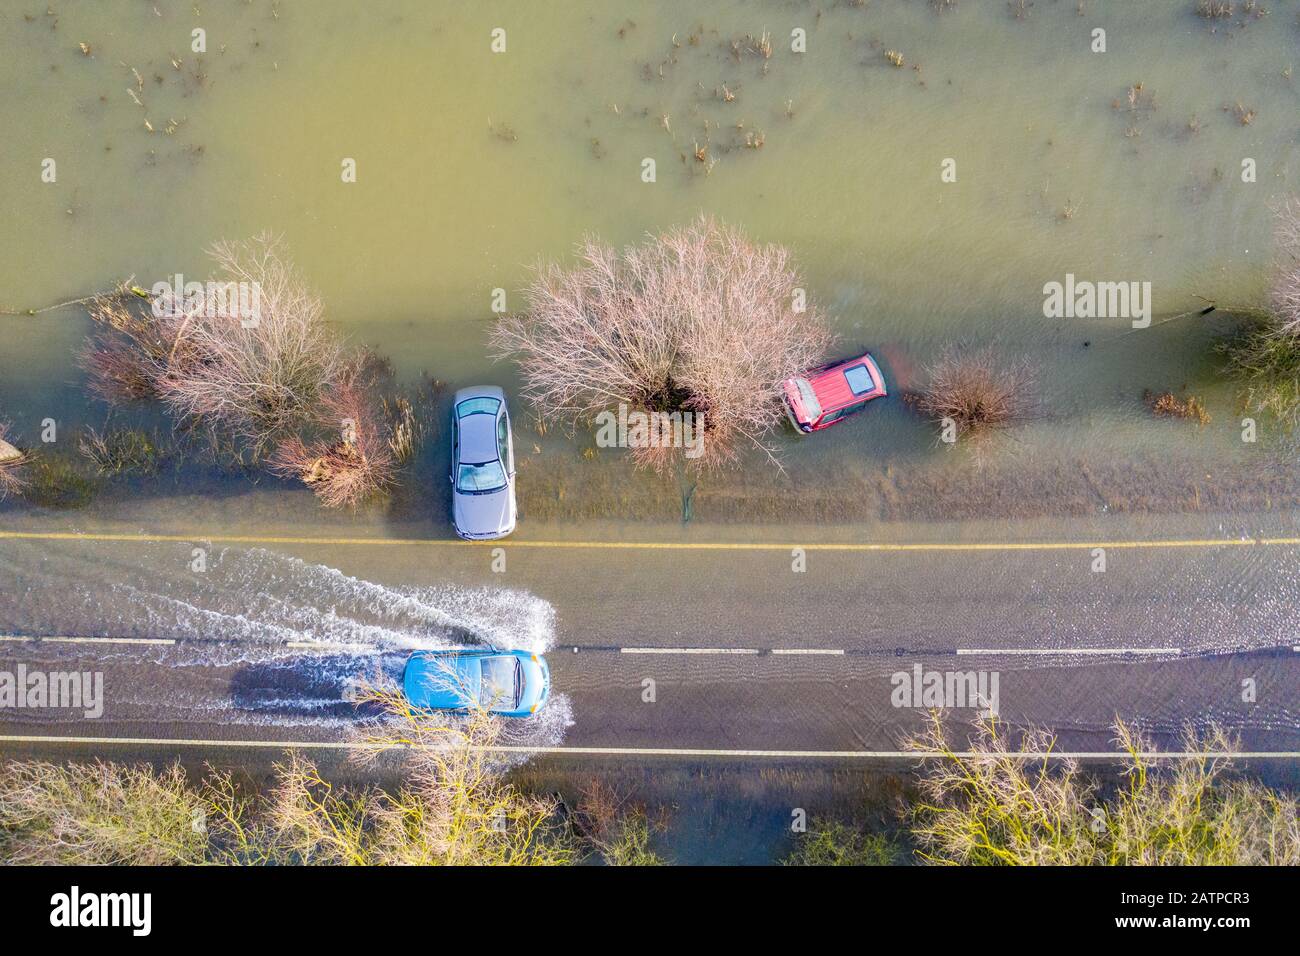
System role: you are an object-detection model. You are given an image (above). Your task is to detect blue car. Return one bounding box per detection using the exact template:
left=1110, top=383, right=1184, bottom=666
left=402, top=649, right=550, bottom=718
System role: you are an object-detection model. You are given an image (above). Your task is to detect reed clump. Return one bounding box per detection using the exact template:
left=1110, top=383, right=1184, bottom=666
left=1143, top=389, right=1211, bottom=425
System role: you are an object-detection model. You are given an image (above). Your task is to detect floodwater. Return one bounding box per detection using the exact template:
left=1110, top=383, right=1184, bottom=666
left=1, top=0, right=1298, bottom=533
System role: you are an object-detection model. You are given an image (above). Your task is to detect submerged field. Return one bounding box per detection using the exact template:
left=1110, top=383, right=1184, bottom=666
left=2, top=0, right=1299, bottom=534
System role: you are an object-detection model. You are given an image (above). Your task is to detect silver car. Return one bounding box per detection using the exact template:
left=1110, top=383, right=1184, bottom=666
left=450, top=386, right=517, bottom=539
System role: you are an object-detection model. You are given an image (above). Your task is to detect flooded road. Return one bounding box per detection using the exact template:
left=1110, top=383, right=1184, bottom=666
left=2, top=533, right=1299, bottom=755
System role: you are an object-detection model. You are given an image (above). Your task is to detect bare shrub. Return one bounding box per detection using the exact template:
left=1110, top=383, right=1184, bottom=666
left=914, top=347, right=1036, bottom=439
left=1221, top=196, right=1300, bottom=426
left=0, top=422, right=32, bottom=499
left=491, top=216, right=834, bottom=471
left=1269, top=194, right=1300, bottom=335
left=81, top=290, right=168, bottom=403
left=571, top=779, right=666, bottom=865
left=156, top=234, right=345, bottom=456
left=0, top=759, right=239, bottom=865
left=78, top=427, right=163, bottom=475
left=269, top=358, right=396, bottom=508
left=82, top=235, right=345, bottom=458
left=905, top=714, right=1300, bottom=865
left=333, top=685, right=575, bottom=865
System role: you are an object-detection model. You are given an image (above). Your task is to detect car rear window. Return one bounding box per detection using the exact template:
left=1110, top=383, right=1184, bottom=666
left=844, top=364, right=876, bottom=396
left=456, top=397, right=501, bottom=418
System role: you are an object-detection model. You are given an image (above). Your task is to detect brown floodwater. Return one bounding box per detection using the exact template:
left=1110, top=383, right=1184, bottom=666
left=1, top=0, right=1298, bottom=535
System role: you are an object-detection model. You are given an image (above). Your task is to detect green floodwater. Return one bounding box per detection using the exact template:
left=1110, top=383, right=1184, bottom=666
left=1, top=0, right=1298, bottom=528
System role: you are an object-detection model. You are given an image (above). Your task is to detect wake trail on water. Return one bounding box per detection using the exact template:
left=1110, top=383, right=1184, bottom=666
left=0, top=546, right=572, bottom=749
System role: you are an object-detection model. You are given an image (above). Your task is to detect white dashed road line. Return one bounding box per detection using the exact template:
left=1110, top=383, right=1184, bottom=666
left=0, top=635, right=176, bottom=646
left=620, top=647, right=761, bottom=655
left=957, top=647, right=1181, bottom=656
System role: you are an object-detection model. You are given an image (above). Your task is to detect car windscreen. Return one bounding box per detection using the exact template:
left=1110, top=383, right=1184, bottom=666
left=844, top=364, right=876, bottom=396
left=479, top=657, right=520, bottom=708
left=457, top=460, right=507, bottom=493
left=794, top=378, right=822, bottom=419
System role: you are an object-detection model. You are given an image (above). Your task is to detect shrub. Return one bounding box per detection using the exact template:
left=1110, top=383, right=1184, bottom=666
left=83, top=234, right=345, bottom=458
left=914, top=347, right=1036, bottom=439
left=1220, top=195, right=1300, bottom=426
left=0, top=760, right=226, bottom=865
left=0, top=423, right=31, bottom=499
left=0, top=694, right=576, bottom=866
left=1268, top=194, right=1300, bottom=335
left=905, top=714, right=1300, bottom=865
left=78, top=427, right=164, bottom=476
left=571, top=780, right=666, bottom=865
left=268, top=358, right=396, bottom=508
left=1195, top=0, right=1234, bottom=19
left=784, top=822, right=905, bottom=866
left=491, top=216, right=834, bottom=471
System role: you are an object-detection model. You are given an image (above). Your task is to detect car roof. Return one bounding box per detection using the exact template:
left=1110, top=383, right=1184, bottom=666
left=458, top=409, right=499, bottom=463
left=807, top=353, right=882, bottom=413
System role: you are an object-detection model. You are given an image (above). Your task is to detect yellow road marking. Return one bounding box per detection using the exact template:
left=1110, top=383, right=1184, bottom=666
left=1, top=529, right=1296, bottom=552
left=1, top=734, right=1297, bottom=760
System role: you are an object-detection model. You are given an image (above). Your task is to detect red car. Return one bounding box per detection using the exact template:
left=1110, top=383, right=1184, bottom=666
left=782, top=351, right=887, bottom=433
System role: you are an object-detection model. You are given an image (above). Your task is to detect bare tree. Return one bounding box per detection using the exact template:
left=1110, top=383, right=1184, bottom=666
left=82, top=234, right=345, bottom=458
left=491, top=217, right=834, bottom=471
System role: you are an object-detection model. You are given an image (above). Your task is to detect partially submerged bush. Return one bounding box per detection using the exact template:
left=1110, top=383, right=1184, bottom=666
left=914, top=347, right=1036, bottom=439
left=83, top=233, right=345, bottom=457
left=0, top=423, right=32, bottom=499
left=784, top=821, right=904, bottom=866
left=1221, top=196, right=1300, bottom=426
left=570, top=780, right=666, bottom=865
left=491, top=217, right=834, bottom=471
left=1222, top=326, right=1300, bottom=427
left=1195, top=0, right=1235, bottom=19
left=1142, top=389, right=1210, bottom=425
left=21, top=454, right=98, bottom=510
left=1268, top=194, right=1300, bottom=335
left=78, top=427, right=164, bottom=476
left=905, top=714, right=1300, bottom=865
left=269, top=358, right=397, bottom=508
